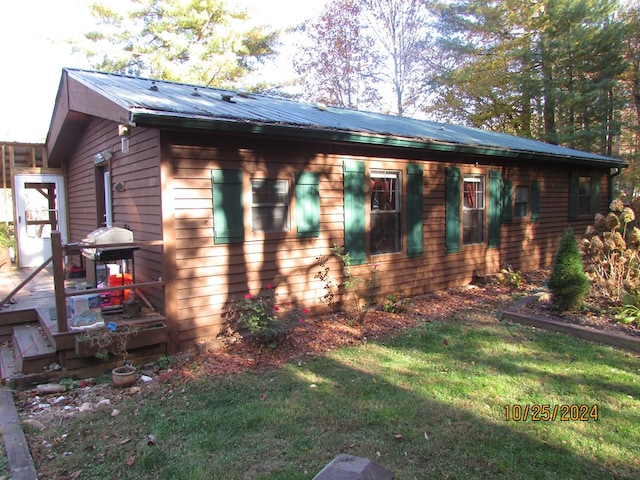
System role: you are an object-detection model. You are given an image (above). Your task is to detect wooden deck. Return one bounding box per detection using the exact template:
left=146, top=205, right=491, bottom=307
left=0, top=265, right=168, bottom=387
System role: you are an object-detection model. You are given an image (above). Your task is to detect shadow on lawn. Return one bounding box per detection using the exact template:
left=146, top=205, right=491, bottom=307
left=454, top=320, right=640, bottom=400
left=284, top=349, right=637, bottom=480
left=29, top=320, right=640, bottom=480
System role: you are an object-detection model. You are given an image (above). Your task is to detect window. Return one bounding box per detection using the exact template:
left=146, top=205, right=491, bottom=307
left=514, top=185, right=529, bottom=218
left=569, top=172, right=599, bottom=220
left=343, top=161, right=422, bottom=265
left=370, top=170, right=401, bottom=254
left=251, top=178, right=290, bottom=232
left=578, top=176, right=592, bottom=216
left=463, top=175, right=485, bottom=244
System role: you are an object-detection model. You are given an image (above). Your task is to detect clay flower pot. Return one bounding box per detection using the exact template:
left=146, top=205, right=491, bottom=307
left=111, top=365, right=137, bottom=387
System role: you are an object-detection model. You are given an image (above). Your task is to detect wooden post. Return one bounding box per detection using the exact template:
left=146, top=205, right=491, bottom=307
left=51, top=231, right=68, bottom=333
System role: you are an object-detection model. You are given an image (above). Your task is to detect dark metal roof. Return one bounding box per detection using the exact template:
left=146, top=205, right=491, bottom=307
left=65, top=68, right=625, bottom=167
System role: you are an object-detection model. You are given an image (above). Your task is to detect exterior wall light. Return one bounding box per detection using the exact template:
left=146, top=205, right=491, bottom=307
left=118, top=124, right=131, bottom=154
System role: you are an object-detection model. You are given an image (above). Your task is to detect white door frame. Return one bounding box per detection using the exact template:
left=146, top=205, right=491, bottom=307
left=14, top=174, right=68, bottom=268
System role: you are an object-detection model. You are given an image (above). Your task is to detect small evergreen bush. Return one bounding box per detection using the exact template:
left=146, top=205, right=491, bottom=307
left=548, top=228, right=590, bottom=312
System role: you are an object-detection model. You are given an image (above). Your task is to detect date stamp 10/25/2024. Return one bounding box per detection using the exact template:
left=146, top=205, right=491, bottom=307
left=503, top=404, right=599, bottom=422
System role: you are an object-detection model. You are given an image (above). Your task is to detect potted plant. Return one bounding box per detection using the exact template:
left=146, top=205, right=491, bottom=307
left=77, top=322, right=140, bottom=387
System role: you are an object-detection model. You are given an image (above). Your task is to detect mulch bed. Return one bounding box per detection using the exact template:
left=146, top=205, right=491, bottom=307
left=172, top=282, right=516, bottom=379
left=159, top=270, right=640, bottom=381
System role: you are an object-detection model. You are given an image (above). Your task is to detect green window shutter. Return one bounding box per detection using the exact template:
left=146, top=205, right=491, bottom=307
left=406, top=164, right=424, bottom=258
left=343, top=160, right=366, bottom=265
left=488, top=169, right=501, bottom=248
left=445, top=166, right=461, bottom=254
left=569, top=172, right=579, bottom=219
left=501, top=179, right=513, bottom=223
left=295, top=172, right=320, bottom=237
left=531, top=181, right=540, bottom=222
left=592, top=174, right=601, bottom=215
left=211, top=169, right=244, bottom=244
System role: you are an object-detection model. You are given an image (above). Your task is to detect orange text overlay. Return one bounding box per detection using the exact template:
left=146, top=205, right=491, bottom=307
left=503, top=404, right=599, bottom=422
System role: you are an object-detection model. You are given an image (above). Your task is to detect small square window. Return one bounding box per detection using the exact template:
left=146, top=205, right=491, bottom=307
left=514, top=186, right=529, bottom=218
left=251, top=179, right=290, bottom=232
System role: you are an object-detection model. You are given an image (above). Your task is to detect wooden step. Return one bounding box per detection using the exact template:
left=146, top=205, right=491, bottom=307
left=12, top=324, right=57, bottom=374
left=0, top=343, right=18, bottom=380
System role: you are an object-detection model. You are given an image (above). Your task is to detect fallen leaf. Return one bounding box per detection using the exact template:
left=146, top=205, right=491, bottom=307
left=259, top=393, right=267, bottom=401
left=395, top=434, right=403, bottom=440
left=125, top=456, right=136, bottom=466
left=118, top=437, right=132, bottom=445
left=442, top=338, right=449, bottom=346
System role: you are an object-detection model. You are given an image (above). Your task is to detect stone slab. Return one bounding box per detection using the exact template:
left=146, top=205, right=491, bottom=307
left=313, top=454, right=394, bottom=480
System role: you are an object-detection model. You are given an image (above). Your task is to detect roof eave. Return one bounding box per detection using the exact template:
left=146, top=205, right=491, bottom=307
left=131, top=112, right=627, bottom=169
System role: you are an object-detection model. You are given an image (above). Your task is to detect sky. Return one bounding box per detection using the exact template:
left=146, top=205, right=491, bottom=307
left=0, top=0, right=327, bottom=143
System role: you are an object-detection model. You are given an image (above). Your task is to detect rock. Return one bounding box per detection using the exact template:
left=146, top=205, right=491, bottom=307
left=36, top=383, right=66, bottom=394
left=313, top=454, right=394, bottom=480
left=23, top=419, right=46, bottom=431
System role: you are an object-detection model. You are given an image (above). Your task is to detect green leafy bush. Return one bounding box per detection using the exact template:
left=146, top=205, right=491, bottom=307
left=548, top=229, right=590, bottom=312
left=498, top=265, right=524, bottom=289
left=0, top=224, right=14, bottom=249
left=383, top=293, right=411, bottom=313
left=615, top=304, right=640, bottom=325
left=224, top=285, right=307, bottom=346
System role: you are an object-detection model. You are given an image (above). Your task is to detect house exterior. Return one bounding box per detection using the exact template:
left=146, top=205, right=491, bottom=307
left=45, top=68, right=626, bottom=353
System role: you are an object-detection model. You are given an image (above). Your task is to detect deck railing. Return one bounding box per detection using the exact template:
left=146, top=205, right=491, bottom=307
left=51, top=231, right=164, bottom=334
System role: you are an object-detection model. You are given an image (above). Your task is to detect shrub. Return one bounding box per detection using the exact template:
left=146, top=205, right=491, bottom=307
left=548, top=229, right=590, bottom=312
left=582, top=198, right=640, bottom=300
left=316, top=246, right=381, bottom=322
left=498, top=265, right=524, bottom=290
left=224, top=285, right=307, bottom=347
left=383, top=293, right=411, bottom=313
left=615, top=304, right=640, bottom=325
left=314, top=254, right=337, bottom=311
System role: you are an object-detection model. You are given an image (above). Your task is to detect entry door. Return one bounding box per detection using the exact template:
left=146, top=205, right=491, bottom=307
left=15, top=174, right=68, bottom=267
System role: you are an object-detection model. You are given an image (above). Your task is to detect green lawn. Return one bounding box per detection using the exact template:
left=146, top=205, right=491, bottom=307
left=25, top=313, right=640, bottom=479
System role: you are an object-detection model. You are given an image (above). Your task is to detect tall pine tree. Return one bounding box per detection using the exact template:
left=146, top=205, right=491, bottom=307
left=78, top=0, right=277, bottom=87
left=430, top=0, right=625, bottom=155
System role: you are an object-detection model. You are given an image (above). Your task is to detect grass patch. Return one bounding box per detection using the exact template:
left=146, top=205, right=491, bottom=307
left=26, top=317, right=640, bottom=479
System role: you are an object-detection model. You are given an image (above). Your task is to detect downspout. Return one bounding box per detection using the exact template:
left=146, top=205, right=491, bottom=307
left=609, top=167, right=624, bottom=205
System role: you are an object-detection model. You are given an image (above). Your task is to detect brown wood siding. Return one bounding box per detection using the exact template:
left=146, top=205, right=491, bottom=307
left=499, top=164, right=611, bottom=271
left=66, top=117, right=109, bottom=243
left=165, top=132, right=612, bottom=349
left=65, top=118, right=164, bottom=312
left=110, top=127, right=164, bottom=311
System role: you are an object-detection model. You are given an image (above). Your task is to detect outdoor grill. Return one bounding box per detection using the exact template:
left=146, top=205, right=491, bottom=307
left=81, top=226, right=137, bottom=261
left=81, top=226, right=138, bottom=289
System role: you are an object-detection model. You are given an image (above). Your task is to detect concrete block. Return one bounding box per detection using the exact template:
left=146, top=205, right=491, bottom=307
left=313, top=454, right=394, bottom=480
